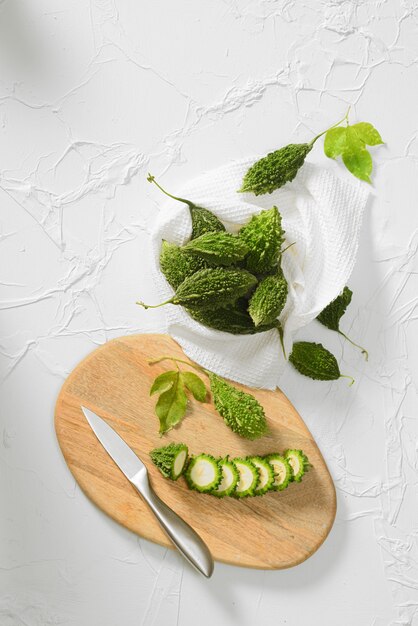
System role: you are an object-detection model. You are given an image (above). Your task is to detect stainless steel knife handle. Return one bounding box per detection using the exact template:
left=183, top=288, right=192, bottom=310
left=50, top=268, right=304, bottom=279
left=131, top=474, right=214, bottom=578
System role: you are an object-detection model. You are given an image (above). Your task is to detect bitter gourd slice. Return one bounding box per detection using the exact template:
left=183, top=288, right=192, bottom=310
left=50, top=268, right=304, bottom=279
left=249, top=456, right=275, bottom=495
left=148, top=174, right=225, bottom=239
left=233, top=458, right=259, bottom=497
left=150, top=443, right=189, bottom=480
left=185, top=454, right=221, bottom=493
left=265, top=454, right=292, bottom=491
left=159, top=240, right=208, bottom=290
left=284, top=449, right=310, bottom=483
left=210, top=458, right=239, bottom=498
left=183, top=232, right=249, bottom=266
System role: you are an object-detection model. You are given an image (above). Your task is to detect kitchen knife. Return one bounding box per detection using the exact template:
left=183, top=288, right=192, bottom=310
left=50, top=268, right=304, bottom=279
left=81, top=406, right=214, bottom=578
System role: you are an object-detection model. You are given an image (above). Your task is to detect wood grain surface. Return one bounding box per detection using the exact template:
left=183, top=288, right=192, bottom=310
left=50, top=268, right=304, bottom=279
left=54, top=333, right=336, bottom=570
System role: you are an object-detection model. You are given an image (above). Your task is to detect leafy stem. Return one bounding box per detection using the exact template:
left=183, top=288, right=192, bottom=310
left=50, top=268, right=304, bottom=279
left=309, top=107, right=351, bottom=146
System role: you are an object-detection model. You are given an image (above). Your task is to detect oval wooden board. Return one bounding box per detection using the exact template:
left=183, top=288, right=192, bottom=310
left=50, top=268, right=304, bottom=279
left=55, top=333, right=336, bottom=570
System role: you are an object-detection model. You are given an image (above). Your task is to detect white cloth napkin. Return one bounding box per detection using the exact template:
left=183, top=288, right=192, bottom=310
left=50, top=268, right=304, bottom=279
left=150, top=157, right=369, bottom=390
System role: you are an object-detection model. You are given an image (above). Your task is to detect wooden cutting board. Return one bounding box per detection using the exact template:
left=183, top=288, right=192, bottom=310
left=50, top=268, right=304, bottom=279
left=55, top=333, right=336, bottom=570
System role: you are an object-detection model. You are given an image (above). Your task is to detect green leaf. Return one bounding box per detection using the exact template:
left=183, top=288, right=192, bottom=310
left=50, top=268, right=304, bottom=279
left=150, top=371, right=177, bottom=396
left=180, top=371, right=207, bottom=402
left=324, top=127, right=347, bottom=159
left=351, top=122, right=383, bottom=146
left=342, top=146, right=372, bottom=183
left=155, top=372, right=188, bottom=434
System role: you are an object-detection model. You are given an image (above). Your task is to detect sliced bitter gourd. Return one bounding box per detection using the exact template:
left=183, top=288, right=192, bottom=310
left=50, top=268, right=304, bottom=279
left=233, top=458, right=259, bottom=498
left=211, top=458, right=239, bottom=498
left=284, top=449, right=310, bottom=483
left=185, top=454, right=221, bottom=493
left=150, top=443, right=189, bottom=480
left=265, top=454, right=292, bottom=491
left=249, top=456, right=274, bottom=495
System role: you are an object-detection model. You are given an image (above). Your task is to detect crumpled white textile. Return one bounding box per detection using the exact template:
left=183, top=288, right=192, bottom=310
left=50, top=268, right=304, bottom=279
left=150, top=157, right=369, bottom=390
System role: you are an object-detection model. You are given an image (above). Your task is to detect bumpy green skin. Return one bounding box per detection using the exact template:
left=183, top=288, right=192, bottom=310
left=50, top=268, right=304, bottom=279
left=173, top=268, right=257, bottom=310
left=248, top=272, right=288, bottom=326
left=210, top=458, right=239, bottom=498
left=149, top=443, right=189, bottom=480
left=240, top=143, right=312, bottom=196
left=183, top=231, right=249, bottom=266
left=233, top=458, right=259, bottom=498
left=185, top=454, right=221, bottom=493
left=283, top=449, right=310, bottom=483
left=249, top=456, right=275, bottom=495
left=209, top=373, right=268, bottom=440
left=239, top=206, right=285, bottom=274
left=159, top=240, right=207, bottom=290
left=265, top=454, right=292, bottom=491
left=289, top=341, right=341, bottom=381
left=187, top=301, right=277, bottom=335
left=189, top=205, right=225, bottom=239
left=317, top=286, right=352, bottom=331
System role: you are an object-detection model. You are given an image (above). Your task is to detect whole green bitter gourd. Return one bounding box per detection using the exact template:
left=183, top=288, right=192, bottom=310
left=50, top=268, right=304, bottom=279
left=248, top=271, right=288, bottom=326
left=239, top=206, right=285, bottom=274
left=187, top=300, right=277, bottom=335
left=240, top=143, right=313, bottom=196
left=239, top=112, right=350, bottom=196
left=183, top=231, right=249, bottom=266
left=160, top=240, right=208, bottom=290
left=289, top=341, right=354, bottom=384
left=137, top=267, right=257, bottom=311
left=148, top=174, right=225, bottom=239
left=317, top=286, right=368, bottom=359
left=209, top=372, right=268, bottom=439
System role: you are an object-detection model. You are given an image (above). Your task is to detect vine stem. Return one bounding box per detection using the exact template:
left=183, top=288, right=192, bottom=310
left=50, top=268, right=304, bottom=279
left=309, top=106, right=351, bottom=147
left=340, top=374, right=355, bottom=386
left=338, top=330, right=369, bottom=361
left=149, top=355, right=209, bottom=376
left=136, top=299, right=173, bottom=309
left=147, top=173, right=194, bottom=209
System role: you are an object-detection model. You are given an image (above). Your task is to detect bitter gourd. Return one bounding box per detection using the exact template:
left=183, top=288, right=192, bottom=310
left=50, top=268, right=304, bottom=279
left=185, top=453, right=221, bottom=493
left=187, top=301, right=277, bottom=335
left=317, top=286, right=368, bottom=359
left=284, top=449, right=310, bottom=483
left=289, top=341, right=354, bottom=383
left=239, top=206, right=285, bottom=274
left=150, top=443, right=189, bottom=480
left=148, top=174, right=225, bottom=239
left=265, top=454, right=292, bottom=491
left=233, top=458, right=259, bottom=497
left=209, top=372, right=268, bottom=439
left=210, top=458, right=239, bottom=497
left=137, top=267, right=258, bottom=311
left=183, top=231, right=249, bottom=266
left=249, top=456, right=274, bottom=495
left=248, top=271, right=288, bottom=326
left=239, top=144, right=313, bottom=196
left=160, top=240, right=207, bottom=290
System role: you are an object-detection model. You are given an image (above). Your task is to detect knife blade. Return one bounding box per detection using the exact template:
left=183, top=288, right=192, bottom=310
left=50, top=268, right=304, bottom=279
left=81, top=406, right=214, bottom=578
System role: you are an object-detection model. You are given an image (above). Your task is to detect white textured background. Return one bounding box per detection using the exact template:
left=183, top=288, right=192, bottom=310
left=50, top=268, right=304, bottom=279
left=1, top=1, right=418, bottom=625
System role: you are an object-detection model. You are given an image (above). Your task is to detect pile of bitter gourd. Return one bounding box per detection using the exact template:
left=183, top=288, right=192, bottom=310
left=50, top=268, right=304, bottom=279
left=139, top=172, right=367, bottom=384
left=150, top=443, right=310, bottom=498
